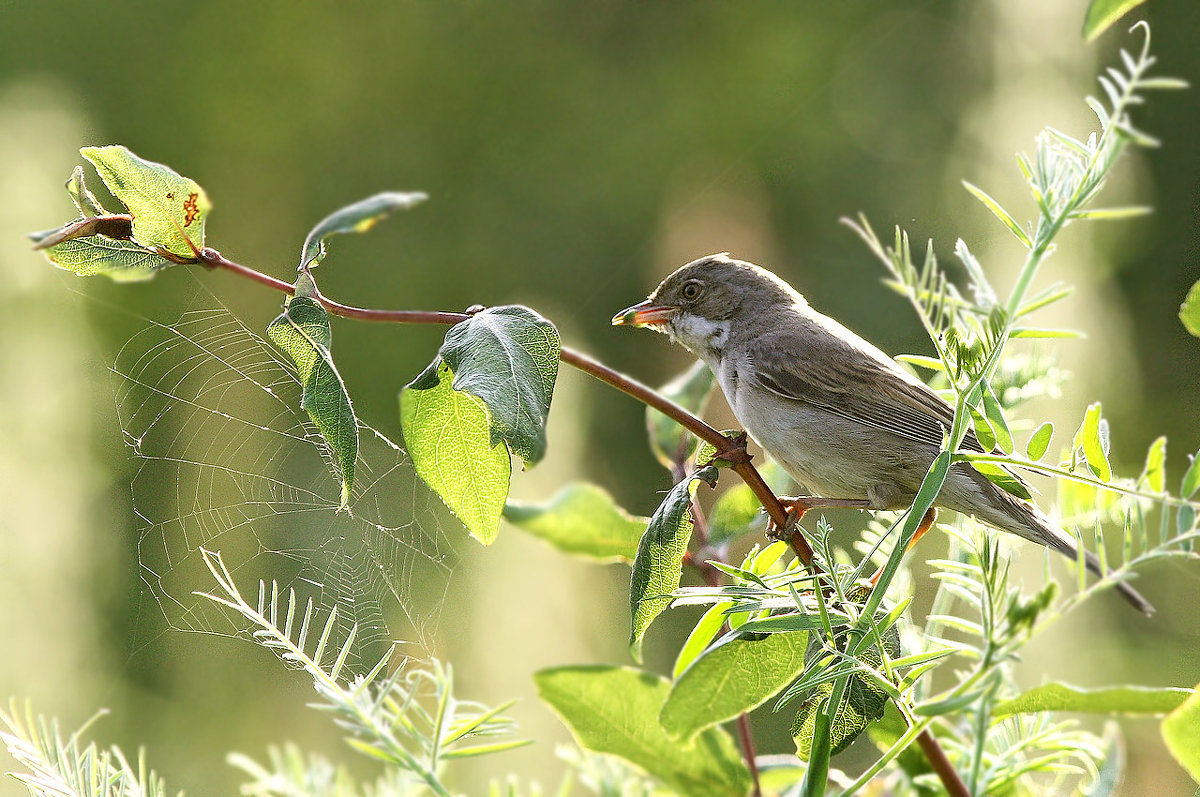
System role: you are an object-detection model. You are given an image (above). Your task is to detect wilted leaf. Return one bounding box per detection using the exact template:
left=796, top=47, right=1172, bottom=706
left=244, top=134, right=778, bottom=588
left=267, top=276, right=358, bottom=506
left=30, top=215, right=133, bottom=251
left=67, top=165, right=108, bottom=217
left=300, top=191, right=427, bottom=270
left=535, top=665, right=749, bottom=797
left=628, top=466, right=715, bottom=662
left=81, top=145, right=211, bottom=257
left=503, top=482, right=647, bottom=562
left=661, top=629, right=809, bottom=742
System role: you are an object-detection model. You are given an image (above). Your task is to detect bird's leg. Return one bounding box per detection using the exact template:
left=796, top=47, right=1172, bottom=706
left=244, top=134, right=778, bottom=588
left=867, top=507, right=938, bottom=587
left=766, top=494, right=873, bottom=540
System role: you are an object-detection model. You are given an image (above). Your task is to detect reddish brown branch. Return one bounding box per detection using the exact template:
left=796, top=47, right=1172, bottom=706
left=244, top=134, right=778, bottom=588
left=736, top=713, right=764, bottom=797
left=918, top=727, right=970, bottom=797
left=197, top=247, right=965, bottom=795
left=199, top=246, right=814, bottom=566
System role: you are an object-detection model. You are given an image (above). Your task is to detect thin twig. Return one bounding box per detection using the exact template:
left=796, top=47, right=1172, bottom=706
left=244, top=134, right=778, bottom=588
left=197, top=246, right=814, bottom=566
left=736, top=713, right=764, bottom=797
left=197, top=247, right=968, bottom=795
left=918, top=728, right=971, bottom=797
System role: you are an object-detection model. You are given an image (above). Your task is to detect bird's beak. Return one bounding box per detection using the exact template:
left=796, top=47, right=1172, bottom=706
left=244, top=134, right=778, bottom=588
left=611, top=299, right=678, bottom=329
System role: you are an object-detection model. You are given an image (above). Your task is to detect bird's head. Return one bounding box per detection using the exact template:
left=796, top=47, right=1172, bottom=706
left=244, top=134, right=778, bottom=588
left=612, top=253, right=802, bottom=356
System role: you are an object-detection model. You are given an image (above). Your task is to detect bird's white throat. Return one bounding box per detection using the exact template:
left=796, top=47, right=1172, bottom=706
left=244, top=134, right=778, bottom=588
left=668, top=313, right=731, bottom=362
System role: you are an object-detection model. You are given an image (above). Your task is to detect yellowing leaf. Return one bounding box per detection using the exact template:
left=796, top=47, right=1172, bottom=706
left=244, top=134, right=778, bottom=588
left=81, top=145, right=211, bottom=258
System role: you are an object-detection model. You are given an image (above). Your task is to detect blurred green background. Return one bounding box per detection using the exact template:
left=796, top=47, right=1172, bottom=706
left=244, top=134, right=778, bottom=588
left=2, top=1, right=1198, bottom=794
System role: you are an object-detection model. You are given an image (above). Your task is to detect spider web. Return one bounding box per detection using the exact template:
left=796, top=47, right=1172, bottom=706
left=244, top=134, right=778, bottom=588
left=112, top=287, right=459, bottom=660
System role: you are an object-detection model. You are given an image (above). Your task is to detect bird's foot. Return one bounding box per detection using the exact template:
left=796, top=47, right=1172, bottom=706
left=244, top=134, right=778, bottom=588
left=766, top=495, right=873, bottom=540
left=867, top=507, right=938, bottom=587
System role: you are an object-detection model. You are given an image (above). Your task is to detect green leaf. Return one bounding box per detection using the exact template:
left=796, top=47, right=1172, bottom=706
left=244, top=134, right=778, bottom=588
left=29, top=228, right=173, bottom=282
left=969, top=405, right=997, bottom=452
left=994, top=683, right=1191, bottom=718
left=673, top=601, right=733, bottom=679
left=415, top=306, right=559, bottom=465
left=1027, top=422, right=1054, bottom=461
left=1180, top=504, right=1197, bottom=536
left=661, top=629, right=809, bottom=742
left=982, top=386, right=1013, bottom=453
left=800, top=690, right=834, bottom=797
left=503, top=482, right=647, bottom=563
left=963, top=180, right=1032, bottom=248
left=534, top=665, right=750, bottom=797
left=970, top=460, right=1033, bottom=500
left=896, top=354, right=946, bottom=372
left=1163, top=682, right=1200, bottom=784
left=792, top=675, right=888, bottom=762
left=708, top=483, right=762, bottom=544
left=1180, top=279, right=1200, bottom=338
left=1070, top=206, right=1153, bottom=220
left=1083, top=0, right=1148, bottom=42
left=628, top=467, right=714, bottom=662
left=706, top=460, right=789, bottom=544
left=80, top=145, right=211, bottom=258
left=1140, top=436, right=1167, bottom=493
left=67, top=165, right=108, bottom=217
left=1078, top=402, right=1113, bottom=482
left=1183, top=451, right=1200, bottom=499
left=792, top=623, right=900, bottom=761
left=299, top=191, right=427, bottom=271
left=267, top=277, right=358, bottom=506
left=400, top=361, right=511, bottom=545
left=1010, top=327, right=1084, bottom=339
left=646, top=360, right=714, bottom=470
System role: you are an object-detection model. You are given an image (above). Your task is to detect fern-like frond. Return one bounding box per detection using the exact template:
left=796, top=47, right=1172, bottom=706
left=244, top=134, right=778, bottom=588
left=196, top=549, right=529, bottom=797
left=0, top=702, right=178, bottom=797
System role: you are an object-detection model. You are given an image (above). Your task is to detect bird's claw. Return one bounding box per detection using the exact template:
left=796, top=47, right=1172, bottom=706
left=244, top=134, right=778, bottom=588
left=766, top=495, right=874, bottom=540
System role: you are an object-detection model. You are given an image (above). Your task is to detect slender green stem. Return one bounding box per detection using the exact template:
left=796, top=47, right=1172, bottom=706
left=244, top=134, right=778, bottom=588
left=962, top=453, right=1200, bottom=509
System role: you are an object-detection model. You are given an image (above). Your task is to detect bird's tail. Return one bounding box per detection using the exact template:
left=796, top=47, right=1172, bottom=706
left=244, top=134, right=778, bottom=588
left=979, top=498, right=1155, bottom=616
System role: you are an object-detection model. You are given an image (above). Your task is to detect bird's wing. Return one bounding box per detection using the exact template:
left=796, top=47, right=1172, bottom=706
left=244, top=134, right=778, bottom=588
left=748, top=325, right=987, bottom=454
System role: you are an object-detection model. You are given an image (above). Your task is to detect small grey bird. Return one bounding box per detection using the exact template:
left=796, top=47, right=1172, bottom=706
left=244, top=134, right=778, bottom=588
left=613, top=253, right=1151, bottom=614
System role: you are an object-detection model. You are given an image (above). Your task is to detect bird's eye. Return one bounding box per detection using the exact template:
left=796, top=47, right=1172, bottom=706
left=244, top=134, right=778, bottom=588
left=681, top=280, right=704, bottom=301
